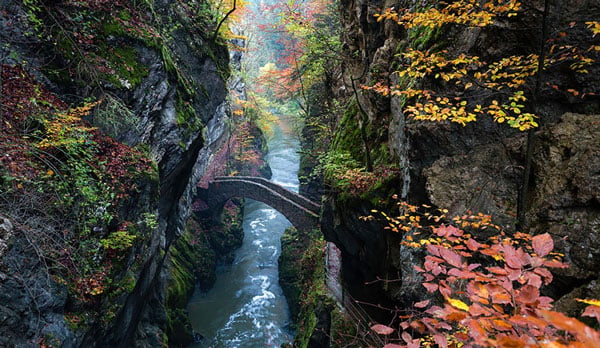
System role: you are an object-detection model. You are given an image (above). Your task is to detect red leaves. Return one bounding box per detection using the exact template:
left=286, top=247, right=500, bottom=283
left=540, top=310, right=600, bottom=345
left=433, top=224, right=463, bottom=238
left=433, top=333, right=448, bottom=348
left=371, top=324, right=394, bottom=335
left=466, top=238, right=483, bottom=251
left=414, top=299, right=430, bottom=308
left=381, top=200, right=600, bottom=348
left=582, top=305, right=600, bottom=324
left=439, top=247, right=463, bottom=268
left=423, top=282, right=439, bottom=293
left=500, top=243, right=530, bottom=269
left=532, top=233, right=554, bottom=257
left=514, top=284, right=539, bottom=305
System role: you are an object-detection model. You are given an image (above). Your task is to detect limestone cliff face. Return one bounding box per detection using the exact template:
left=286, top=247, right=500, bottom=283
left=0, top=0, right=230, bottom=346
left=325, top=0, right=600, bottom=314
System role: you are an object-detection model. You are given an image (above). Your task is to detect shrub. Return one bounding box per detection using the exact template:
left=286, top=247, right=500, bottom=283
left=367, top=200, right=600, bottom=347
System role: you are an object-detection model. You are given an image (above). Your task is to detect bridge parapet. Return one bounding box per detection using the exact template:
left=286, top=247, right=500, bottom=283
left=214, top=176, right=320, bottom=213
left=197, top=176, right=320, bottom=232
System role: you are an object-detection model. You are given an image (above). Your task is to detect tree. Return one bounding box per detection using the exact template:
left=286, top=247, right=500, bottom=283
left=366, top=0, right=599, bottom=227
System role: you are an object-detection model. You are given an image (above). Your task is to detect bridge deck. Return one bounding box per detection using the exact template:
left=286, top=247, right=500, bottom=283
left=198, top=176, right=321, bottom=232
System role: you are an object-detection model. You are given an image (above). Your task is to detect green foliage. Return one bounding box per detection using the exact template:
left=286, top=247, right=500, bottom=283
left=161, top=44, right=196, bottom=96
left=0, top=66, right=159, bottom=333
left=140, top=212, right=159, bottom=231
left=315, top=148, right=398, bottom=198
left=175, top=93, right=203, bottom=136
left=100, top=230, right=136, bottom=251
left=318, top=150, right=362, bottom=184
left=22, top=0, right=43, bottom=37
left=91, top=95, right=140, bottom=140
left=279, top=227, right=332, bottom=348
left=329, top=307, right=359, bottom=348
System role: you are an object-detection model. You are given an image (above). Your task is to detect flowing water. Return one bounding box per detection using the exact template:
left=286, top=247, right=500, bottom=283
left=187, top=115, right=298, bottom=347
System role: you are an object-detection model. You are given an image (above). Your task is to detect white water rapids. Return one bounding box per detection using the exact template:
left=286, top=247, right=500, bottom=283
left=187, top=115, right=299, bottom=347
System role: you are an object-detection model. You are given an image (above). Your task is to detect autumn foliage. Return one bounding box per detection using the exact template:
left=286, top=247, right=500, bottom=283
left=1, top=65, right=155, bottom=320
left=367, top=201, right=600, bottom=347
left=366, top=1, right=599, bottom=131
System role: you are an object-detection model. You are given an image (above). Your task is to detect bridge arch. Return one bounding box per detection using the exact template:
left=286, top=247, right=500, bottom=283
left=196, top=177, right=320, bottom=232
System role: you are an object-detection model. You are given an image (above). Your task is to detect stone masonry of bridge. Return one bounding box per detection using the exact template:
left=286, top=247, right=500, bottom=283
left=197, top=176, right=321, bottom=232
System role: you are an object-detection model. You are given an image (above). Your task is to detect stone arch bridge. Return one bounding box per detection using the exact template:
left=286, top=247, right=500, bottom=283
left=197, top=176, right=320, bottom=232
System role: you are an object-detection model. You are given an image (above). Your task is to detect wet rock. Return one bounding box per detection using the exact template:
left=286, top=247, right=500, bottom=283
left=0, top=216, right=13, bottom=257
left=528, top=113, right=600, bottom=281
left=424, top=142, right=522, bottom=230
left=422, top=112, right=600, bottom=306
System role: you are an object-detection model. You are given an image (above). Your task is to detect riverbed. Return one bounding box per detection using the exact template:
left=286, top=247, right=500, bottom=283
left=187, top=115, right=298, bottom=347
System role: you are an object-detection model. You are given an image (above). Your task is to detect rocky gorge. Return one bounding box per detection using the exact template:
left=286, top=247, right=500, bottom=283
left=0, top=0, right=236, bottom=345
left=0, top=0, right=599, bottom=346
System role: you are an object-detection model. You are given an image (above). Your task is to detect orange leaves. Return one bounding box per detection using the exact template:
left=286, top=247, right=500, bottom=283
left=586, top=21, right=600, bottom=37
left=36, top=100, right=101, bottom=150
left=514, top=284, right=540, bottom=305
left=540, top=310, right=600, bottom=346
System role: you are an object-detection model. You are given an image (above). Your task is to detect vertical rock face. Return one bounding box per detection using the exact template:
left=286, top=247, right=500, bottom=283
left=0, top=0, right=231, bottom=346
left=326, top=0, right=600, bottom=315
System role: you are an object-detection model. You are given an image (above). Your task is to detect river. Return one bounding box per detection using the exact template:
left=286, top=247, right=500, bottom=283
left=187, top=115, right=298, bottom=347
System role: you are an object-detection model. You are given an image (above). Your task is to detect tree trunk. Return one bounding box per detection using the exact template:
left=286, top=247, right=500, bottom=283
left=517, top=0, right=550, bottom=230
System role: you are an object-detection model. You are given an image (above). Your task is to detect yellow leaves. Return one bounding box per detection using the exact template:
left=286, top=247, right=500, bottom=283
left=387, top=0, right=522, bottom=29
left=36, top=100, right=100, bottom=150
left=447, top=298, right=470, bottom=311
left=586, top=21, right=600, bottom=37
left=576, top=298, right=600, bottom=307
left=404, top=91, right=538, bottom=131
left=374, top=8, right=398, bottom=22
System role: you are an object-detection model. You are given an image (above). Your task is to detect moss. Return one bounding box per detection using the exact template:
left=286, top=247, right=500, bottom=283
left=329, top=307, right=360, bottom=348
left=165, top=224, right=204, bottom=346
left=331, top=101, right=363, bottom=163
left=175, top=94, right=197, bottom=127
left=106, top=46, right=149, bottom=89
left=208, top=199, right=244, bottom=255
left=279, top=227, right=306, bottom=319
left=175, top=92, right=206, bottom=143
left=408, top=24, right=442, bottom=51
left=279, top=227, right=333, bottom=347
left=295, top=309, right=318, bottom=348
